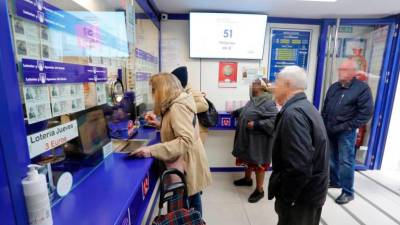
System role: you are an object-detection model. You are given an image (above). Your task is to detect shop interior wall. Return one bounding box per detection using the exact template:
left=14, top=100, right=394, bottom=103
left=161, top=19, right=320, bottom=167
left=161, top=19, right=319, bottom=111
left=135, top=18, right=160, bottom=105
left=136, top=19, right=160, bottom=58
left=381, top=70, right=400, bottom=171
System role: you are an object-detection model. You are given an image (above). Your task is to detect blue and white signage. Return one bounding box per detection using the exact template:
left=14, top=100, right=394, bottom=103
left=15, top=0, right=128, bottom=57
left=22, top=58, right=107, bottom=84
left=269, top=29, right=311, bottom=81
left=135, top=48, right=158, bottom=64
left=136, top=72, right=151, bottom=81
left=27, top=120, right=78, bottom=158
left=15, top=0, right=65, bottom=29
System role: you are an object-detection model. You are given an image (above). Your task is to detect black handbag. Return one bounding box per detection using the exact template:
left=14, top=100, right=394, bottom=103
left=197, top=98, right=218, bottom=128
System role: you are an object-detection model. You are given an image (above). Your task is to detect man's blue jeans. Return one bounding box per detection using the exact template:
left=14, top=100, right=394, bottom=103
left=329, top=130, right=357, bottom=196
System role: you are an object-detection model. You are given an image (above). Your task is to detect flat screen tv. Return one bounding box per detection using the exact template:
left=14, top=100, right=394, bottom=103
left=190, top=12, right=267, bottom=59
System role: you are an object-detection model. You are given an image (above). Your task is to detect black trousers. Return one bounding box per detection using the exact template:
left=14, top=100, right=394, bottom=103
left=275, top=199, right=322, bottom=225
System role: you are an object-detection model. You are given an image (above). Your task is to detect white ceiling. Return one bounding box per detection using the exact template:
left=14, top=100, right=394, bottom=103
left=154, top=0, right=400, bottom=18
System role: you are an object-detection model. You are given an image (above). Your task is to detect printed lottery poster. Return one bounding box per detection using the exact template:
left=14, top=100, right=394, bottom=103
left=241, top=66, right=258, bottom=85
left=96, top=83, right=107, bottom=105
left=50, top=84, right=85, bottom=117
left=23, top=85, right=52, bottom=124
left=12, top=17, right=41, bottom=61
left=218, top=62, right=238, bottom=88
left=84, top=83, right=97, bottom=109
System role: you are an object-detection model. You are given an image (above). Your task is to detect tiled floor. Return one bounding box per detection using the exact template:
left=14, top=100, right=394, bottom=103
left=202, top=171, right=400, bottom=225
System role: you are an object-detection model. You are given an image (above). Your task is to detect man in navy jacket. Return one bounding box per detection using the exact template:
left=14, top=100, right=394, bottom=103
left=322, top=59, right=373, bottom=204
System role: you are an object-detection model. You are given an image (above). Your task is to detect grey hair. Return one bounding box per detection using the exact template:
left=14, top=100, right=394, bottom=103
left=277, top=66, right=308, bottom=90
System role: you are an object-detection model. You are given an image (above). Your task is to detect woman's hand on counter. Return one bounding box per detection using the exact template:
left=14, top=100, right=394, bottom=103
left=130, top=147, right=152, bottom=158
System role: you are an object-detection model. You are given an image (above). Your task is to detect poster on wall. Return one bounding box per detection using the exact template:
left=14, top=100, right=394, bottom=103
left=23, top=85, right=52, bottom=124
left=269, top=29, right=311, bottom=82
left=50, top=84, right=85, bottom=117
left=218, top=62, right=238, bottom=88
left=12, top=18, right=41, bottom=61
left=241, top=66, right=259, bottom=84
left=369, top=26, right=389, bottom=75
left=343, top=38, right=367, bottom=58
left=96, top=83, right=107, bottom=105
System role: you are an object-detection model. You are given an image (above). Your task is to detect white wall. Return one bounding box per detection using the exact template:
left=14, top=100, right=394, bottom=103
left=161, top=20, right=320, bottom=111
left=161, top=19, right=321, bottom=167
left=160, top=20, right=201, bottom=90
left=382, top=72, right=400, bottom=171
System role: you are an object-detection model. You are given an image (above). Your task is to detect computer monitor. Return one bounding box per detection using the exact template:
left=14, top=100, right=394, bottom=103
left=136, top=103, right=147, bottom=117
left=66, top=106, right=110, bottom=156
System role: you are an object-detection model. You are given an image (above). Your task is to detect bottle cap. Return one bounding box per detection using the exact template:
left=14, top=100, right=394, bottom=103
left=26, top=164, right=41, bottom=180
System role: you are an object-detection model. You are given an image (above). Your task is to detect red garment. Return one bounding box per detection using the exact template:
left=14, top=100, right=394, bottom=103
left=236, top=158, right=270, bottom=172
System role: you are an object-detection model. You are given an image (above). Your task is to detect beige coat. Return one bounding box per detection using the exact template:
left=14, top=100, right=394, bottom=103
left=148, top=92, right=212, bottom=196
left=186, top=87, right=209, bottom=143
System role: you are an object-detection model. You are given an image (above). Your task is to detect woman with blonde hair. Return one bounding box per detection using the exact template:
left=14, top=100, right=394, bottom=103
left=131, top=73, right=212, bottom=215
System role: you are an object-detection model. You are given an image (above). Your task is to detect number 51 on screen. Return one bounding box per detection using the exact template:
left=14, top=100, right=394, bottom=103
left=224, top=29, right=232, bottom=38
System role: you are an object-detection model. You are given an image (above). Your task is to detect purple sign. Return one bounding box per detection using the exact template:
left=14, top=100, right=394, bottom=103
left=22, top=58, right=107, bottom=84
left=136, top=72, right=151, bottom=81
left=15, top=0, right=66, bottom=29
left=135, top=48, right=146, bottom=60
left=135, top=48, right=158, bottom=64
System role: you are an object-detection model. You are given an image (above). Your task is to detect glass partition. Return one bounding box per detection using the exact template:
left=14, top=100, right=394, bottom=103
left=7, top=0, right=159, bottom=204
left=321, top=22, right=390, bottom=168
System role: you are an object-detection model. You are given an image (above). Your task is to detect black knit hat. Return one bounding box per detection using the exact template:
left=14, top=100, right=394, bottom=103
left=171, top=66, right=188, bottom=88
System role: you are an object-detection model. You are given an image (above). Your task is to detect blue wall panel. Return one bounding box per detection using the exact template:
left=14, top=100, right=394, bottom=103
left=0, top=0, right=30, bottom=224
left=0, top=140, right=16, bottom=225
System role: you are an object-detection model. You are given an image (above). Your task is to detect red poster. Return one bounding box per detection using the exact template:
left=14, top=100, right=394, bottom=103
left=218, top=62, right=238, bottom=88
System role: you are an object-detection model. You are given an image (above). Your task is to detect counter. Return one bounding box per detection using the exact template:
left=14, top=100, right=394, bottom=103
left=52, top=128, right=161, bottom=225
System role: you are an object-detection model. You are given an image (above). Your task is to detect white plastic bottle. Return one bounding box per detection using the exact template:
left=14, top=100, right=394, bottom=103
left=22, top=164, right=53, bottom=225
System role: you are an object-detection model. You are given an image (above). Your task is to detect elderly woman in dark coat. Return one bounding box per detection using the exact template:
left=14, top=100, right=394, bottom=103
left=231, top=78, right=277, bottom=203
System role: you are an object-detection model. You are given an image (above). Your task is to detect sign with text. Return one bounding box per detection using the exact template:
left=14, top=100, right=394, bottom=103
left=15, top=0, right=129, bottom=56
left=269, top=29, right=311, bottom=81
left=135, top=48, right=158, bottom=64
left=27, top=120, right=78, bottom=158
left=22, top=58, right=107, bottom=84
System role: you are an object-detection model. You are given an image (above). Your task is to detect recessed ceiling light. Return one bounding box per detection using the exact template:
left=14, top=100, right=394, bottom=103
left=299, top=0, right=337, bottom=2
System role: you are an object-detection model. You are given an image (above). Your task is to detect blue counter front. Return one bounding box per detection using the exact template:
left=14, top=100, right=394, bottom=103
left=52, top=128, right=161, bottom=225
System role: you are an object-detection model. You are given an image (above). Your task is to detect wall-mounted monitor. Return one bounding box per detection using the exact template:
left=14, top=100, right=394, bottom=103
left=190, top=12, right=267, bottom=59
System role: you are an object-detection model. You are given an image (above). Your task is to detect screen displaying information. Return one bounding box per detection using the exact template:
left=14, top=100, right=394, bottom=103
left=190, top=13, right=267, bottom=59
left=268, top=29, right=311, bottom=81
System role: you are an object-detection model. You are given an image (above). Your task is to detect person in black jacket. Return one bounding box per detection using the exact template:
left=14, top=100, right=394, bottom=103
left=268, top=66, right=329, bottom=225
left=322, top=59, right=373, bottom=204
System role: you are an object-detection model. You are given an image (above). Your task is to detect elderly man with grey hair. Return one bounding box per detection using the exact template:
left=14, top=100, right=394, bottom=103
left=268, top=66, right=329, bottom=225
